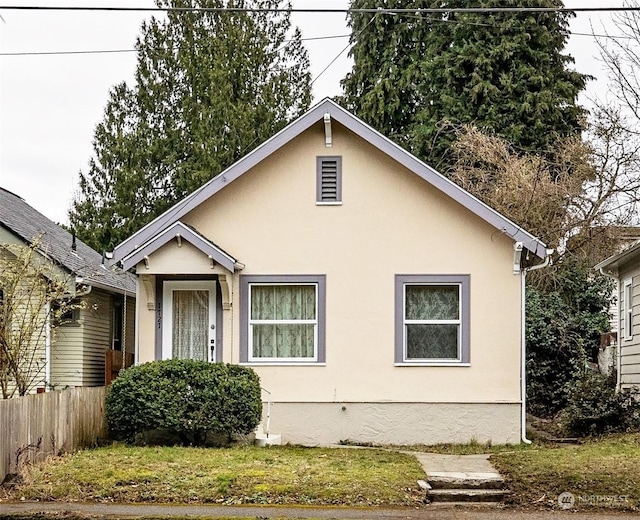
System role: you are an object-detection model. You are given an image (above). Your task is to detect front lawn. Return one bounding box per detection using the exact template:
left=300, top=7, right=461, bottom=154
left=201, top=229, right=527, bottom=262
left=5, top=444, right=425, bottom=506
left=492, top=433, right=640, bottom=510
left=5, top=436, right=640, bottom=511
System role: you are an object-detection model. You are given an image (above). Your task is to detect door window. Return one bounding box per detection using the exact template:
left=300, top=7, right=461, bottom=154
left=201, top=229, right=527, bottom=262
left=162, top=281, right=216, bottom=361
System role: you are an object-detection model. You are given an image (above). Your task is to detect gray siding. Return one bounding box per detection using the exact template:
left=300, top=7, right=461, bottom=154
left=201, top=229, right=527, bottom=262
left=125, top=295, right=135, bottom=355
left=50, top=289, right=112, bottom=388
left=50, top=315, right=84, bottom=389
left=81, top=289, right=112, bottom=386
left=617, top=263, right=640, bottom=390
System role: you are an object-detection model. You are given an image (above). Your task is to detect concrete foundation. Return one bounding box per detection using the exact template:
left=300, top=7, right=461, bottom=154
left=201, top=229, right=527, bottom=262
left=263, top=402, right=521, bottom=446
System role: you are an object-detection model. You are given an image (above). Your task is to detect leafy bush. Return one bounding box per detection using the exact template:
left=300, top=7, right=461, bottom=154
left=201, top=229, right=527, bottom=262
left=564, top=370, right=640, bottom=437
left=526, top=259, right=613, bottom=417
left=105, top=360, right=262, bottom=446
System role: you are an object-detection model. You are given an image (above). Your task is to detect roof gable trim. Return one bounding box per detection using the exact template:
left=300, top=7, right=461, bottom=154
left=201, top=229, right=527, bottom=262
left=112, top=98, right=546, bottom=261
left=120, top=222, right=238, bottom=273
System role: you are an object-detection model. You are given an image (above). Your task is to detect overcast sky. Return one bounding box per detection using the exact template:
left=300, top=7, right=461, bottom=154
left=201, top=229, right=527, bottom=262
left=0, top=0, right=628, bottom=226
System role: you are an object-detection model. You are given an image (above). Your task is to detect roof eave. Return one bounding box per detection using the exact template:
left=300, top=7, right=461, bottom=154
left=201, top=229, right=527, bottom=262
left=595, top=240, right=640, bottom=275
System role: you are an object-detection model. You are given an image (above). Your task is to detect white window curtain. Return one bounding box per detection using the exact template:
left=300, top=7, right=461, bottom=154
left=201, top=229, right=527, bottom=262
left=405, top=285, right=460, bottom=359
left=172, top=290, right=208, bottom=360
left=250, top=285, right=316, bottom=358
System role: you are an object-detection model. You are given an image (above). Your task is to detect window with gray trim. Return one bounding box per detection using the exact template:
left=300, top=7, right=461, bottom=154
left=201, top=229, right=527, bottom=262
left=316, top=156, right=342, bottom=203
left=240, top=275, right=326, bottom=363
left=395, top=275, right=470, bottom=364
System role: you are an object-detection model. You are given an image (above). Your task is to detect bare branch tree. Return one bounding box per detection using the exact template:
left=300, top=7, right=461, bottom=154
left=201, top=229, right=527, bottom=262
left=595, top=3, right=640, bottom=124
left=450, top=112, right=640, bottom=270
left=0, top=240, right=82, bottom=398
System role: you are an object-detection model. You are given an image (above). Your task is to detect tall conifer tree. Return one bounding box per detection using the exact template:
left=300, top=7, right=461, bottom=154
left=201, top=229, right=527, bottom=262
left=71, top=0, right=311, bottom=252
left=341, top=0, right=588, bottom=169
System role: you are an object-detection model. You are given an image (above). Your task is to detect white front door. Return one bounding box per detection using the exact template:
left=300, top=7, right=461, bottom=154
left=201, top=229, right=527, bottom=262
left=162, top=281, right=217, bottom=362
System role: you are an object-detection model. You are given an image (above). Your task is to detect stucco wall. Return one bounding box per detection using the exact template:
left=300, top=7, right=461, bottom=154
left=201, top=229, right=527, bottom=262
left=134, top=120, right=523, bottom=409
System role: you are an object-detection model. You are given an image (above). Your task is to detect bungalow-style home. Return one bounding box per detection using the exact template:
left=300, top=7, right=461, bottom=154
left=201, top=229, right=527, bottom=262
left=111, top=99, right=550, bottom=445
left=0, top=187, right=135, bottom=394
left=596, top=243, right=640, bottom=392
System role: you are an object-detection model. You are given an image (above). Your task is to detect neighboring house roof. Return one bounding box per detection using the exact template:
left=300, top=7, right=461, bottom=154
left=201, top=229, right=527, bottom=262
left=596, top=240, right=640, bottom=275
left=112, top=98, right=547, bottom=263
left=0, top=187, right=135, bottom=295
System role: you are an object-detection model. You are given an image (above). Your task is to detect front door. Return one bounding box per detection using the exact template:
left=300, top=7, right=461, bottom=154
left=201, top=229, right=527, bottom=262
left=162, top=281, right=217, bottom=362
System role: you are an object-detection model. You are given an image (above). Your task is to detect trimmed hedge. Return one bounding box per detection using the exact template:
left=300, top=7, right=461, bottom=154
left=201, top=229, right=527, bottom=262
left=105, top=360, right=262, bottom=446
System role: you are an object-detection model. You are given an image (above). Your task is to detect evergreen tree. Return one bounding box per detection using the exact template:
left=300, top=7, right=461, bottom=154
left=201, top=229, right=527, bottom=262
left=71, top=0, right=311, bottom=252
left=341, top=0, right=588, bottom=170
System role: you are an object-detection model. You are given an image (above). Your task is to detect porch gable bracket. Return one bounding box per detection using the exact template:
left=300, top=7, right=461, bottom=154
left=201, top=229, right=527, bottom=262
left=120, top=221, right=239, bottom=273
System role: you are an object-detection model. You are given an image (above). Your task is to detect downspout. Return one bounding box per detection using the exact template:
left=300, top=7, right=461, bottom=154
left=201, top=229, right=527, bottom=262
left=599, top=267, right=621, bottom=391
left=520, top=248, right=553, bottom=444
left=135, top=278, right=140, bottom=366
left=45, top=302, right=51, bottom=391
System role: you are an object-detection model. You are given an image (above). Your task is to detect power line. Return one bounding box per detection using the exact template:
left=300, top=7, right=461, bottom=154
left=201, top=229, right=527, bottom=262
left=0, top=48, right=136, bottom=56
left=0, top=33, right=351, bottom=57
left=310, top=15, right=379, bottom=87
left=2, top=6, right=640, bottom=14
left=1, top=32, right=634, bottom=57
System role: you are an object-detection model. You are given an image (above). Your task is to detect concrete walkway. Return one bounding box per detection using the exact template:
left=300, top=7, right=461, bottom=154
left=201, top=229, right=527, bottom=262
left=407, top=452, right=506, bottom=503
left=410, top=452, right=503, bottom=484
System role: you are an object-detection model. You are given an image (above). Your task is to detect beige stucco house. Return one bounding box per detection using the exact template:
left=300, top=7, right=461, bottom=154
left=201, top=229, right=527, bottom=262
left=596, top=244, right=640, bottom=391
left=111, top=99, right=550, bottom=445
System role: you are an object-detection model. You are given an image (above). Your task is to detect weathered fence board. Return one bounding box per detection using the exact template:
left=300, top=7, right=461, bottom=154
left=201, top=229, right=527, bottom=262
left=0, top=386, right=106, bottom=483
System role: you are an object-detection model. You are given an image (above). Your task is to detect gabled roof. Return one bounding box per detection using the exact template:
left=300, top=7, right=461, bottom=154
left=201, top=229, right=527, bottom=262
left=0, top=187, right=135, bottom=295
left=112, top=98, right=547, bottom=262
left=120, top=221, right=241, bottom=272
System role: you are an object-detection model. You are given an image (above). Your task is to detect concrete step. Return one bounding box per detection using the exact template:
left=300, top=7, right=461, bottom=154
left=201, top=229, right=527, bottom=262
left=427, top=471, right=504, bottom=489
left=427, top=488, right=510, bottom=503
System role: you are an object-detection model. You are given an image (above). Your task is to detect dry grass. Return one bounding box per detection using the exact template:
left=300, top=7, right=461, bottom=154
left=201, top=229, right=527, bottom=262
left=6, top=444, right=425, bottom=506
left=492, top=433, right=640, bottom=510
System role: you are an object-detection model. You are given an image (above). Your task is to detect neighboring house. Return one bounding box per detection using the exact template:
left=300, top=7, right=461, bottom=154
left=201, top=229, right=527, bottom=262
left=596, top=243, right=640, bottom=392
left=0, top=187, right=135, bottom=392
left=111, top=99, right=550, bottom=445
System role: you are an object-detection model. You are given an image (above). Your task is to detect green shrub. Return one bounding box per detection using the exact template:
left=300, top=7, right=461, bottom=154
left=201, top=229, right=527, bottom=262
left=526, top=260, right=613, bottom=418
left=105, top=360, right=262, bottom=446
left=564, top=370, right=640, bottom=437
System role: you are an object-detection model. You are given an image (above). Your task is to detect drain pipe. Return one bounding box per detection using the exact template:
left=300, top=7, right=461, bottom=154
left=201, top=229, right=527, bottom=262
left=261, top=387, right=272, bottom=438
left=520, top=248, right=553, bottom=444
left=45, top=302, right=51, bottom=390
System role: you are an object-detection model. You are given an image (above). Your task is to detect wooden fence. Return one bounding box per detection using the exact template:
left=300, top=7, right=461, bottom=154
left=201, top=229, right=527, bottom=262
left=0, top=386, right=106, bottom=483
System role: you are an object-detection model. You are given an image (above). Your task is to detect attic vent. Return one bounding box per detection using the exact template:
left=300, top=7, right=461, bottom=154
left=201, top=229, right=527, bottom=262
left=316, top=156, right=342, bottom=204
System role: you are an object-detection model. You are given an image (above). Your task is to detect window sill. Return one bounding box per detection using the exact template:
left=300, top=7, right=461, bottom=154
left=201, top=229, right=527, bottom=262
left=240, top=362, right=327, bottom=367
left=315, top=202, right=342, bottom=206
left=394, top=362, right=471, bottom=367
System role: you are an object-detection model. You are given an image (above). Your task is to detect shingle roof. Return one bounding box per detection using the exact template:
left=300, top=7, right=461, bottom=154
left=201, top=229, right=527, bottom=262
left=0, top=187, right=135, bottom=295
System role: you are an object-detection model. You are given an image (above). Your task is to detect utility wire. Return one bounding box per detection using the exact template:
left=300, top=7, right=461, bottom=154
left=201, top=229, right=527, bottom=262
left=310, top=16, right=378, bottom=87
left=2, top=6, right=640, bottom=14
left=1, top=48, right=136, bottom=56
left=0, top=33, right=351, bottom=56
